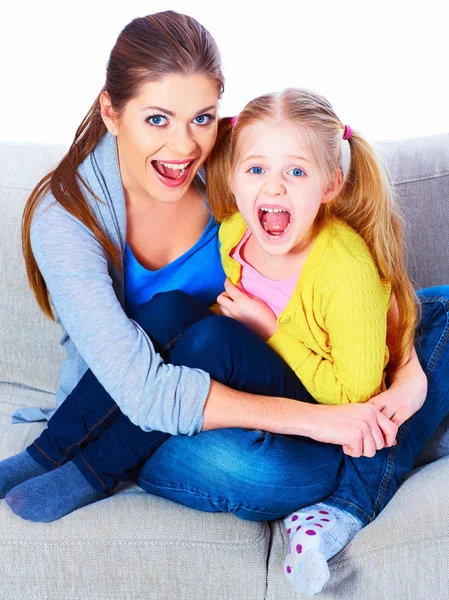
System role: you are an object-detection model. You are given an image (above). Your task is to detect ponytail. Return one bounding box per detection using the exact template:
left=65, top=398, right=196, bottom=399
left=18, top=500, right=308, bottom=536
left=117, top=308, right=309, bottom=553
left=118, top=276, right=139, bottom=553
left=330, top=131, right=419, bottom=370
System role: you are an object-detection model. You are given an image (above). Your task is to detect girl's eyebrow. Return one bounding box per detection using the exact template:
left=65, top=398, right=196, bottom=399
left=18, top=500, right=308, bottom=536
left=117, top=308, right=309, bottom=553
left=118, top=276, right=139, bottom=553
left=241, top=154, right=310, bottom=162
left=139, top=105, right=216, bottom=117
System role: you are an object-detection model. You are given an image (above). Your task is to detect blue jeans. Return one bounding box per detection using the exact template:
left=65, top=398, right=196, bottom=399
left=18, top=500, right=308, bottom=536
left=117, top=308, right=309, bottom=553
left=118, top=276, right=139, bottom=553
left=27, top=291, right=315, bottom=492
left=134, top=287, right=449, bottom=524
left=29, top=287, right=449, bottom=525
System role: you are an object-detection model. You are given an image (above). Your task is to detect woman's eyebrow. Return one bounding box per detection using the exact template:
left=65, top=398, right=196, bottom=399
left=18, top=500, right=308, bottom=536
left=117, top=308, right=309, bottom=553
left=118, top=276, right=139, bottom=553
left=140, top=105, right=216, bottom=117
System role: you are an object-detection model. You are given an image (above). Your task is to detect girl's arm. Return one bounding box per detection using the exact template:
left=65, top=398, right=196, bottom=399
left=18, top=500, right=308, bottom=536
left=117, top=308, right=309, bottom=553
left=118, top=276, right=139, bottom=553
left=369, top=295, right=427, bottom=427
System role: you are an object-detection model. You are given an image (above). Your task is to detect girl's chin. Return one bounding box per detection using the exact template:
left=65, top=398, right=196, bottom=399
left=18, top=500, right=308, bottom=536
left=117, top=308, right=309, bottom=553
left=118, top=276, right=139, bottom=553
left=254, top=230, right=296, bottom=256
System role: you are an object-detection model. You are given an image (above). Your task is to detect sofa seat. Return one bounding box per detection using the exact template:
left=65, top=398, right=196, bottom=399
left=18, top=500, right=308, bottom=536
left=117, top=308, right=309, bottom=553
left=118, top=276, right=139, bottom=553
left=0, top=383, right=270, bottom=600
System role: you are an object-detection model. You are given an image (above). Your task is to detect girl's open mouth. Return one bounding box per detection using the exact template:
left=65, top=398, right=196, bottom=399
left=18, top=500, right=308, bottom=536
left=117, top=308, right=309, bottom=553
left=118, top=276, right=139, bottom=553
left=151, top=159, right=195, bottom=188
left=258, top=206, right=292, bottom=238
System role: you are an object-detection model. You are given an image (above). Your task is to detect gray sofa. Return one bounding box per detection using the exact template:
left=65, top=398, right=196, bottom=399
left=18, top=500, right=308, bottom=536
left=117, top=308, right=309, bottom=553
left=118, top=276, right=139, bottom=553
left=0, top=134, right=448, bottom=600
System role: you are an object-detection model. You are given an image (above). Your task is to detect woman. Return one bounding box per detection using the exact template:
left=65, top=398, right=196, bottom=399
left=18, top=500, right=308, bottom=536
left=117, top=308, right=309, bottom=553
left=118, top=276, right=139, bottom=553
left=3, top=10, right=449, bottom=594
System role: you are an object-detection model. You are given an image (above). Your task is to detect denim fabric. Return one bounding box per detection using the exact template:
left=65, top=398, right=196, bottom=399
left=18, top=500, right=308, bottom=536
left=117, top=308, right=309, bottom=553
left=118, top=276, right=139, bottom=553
left=28, top=290, right=316, bottom=492
left=135, top=287, right=449, bottom=523
left=28, top=287, right=449, bottom=518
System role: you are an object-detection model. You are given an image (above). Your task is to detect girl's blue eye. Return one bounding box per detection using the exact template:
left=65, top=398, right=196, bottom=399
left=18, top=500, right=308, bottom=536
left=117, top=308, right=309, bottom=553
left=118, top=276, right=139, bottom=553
left=289, top=168, right=304, bottom=177
left=193, top=114, right=214, bottom=126
left=249, top=166, right=265, bottom=175
left=147, top=115, right=168, bottom=127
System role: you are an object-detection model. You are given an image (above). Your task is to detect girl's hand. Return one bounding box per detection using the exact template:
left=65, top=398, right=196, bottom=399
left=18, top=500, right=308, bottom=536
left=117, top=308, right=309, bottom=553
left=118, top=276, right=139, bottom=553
left=217, top=278, right=279, bottom=340
left=308, top=403, right=398, bottom=458
left=368, top=347, right=428, bottom=428
left=368, top=377, right=427, bottom=428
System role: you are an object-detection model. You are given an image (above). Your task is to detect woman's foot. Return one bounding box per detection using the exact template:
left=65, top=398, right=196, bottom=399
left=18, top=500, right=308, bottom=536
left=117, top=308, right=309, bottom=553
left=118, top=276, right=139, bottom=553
left=5, top=461, right=107, bottom=522
left=0, top=450, right=48, bottom=498
left=283, top=503, right=362, bottom=595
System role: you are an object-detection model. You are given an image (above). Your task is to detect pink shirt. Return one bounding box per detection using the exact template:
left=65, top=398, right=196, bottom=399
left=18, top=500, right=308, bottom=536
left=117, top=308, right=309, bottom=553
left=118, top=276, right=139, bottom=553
left=231, top=229, right=299, bottom=318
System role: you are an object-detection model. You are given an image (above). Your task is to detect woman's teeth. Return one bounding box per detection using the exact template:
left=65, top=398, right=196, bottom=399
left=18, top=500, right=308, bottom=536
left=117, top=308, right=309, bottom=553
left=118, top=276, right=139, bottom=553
left=154, top=160, right=191, bottom=179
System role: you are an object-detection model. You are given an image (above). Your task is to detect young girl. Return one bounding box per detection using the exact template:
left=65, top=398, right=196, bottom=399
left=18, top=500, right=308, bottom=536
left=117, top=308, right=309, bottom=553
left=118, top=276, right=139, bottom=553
left=3, top=85, right=444, bottom=596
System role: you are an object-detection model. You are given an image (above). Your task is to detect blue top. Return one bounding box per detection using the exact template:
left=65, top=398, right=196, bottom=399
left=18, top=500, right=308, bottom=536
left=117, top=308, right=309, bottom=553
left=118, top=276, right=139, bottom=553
left=124, top=212, right=226, bottom=320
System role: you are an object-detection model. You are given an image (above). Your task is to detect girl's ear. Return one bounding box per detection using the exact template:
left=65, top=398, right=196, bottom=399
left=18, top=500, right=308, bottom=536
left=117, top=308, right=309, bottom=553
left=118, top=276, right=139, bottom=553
left=321, top=169, right=343, bottom=204
left=100, top=91, right=119, bottom=135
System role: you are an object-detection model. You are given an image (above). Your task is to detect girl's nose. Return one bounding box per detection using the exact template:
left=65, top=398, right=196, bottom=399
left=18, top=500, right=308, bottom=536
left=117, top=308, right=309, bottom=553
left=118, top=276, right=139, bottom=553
left=263, top=176, right=286, bottom=197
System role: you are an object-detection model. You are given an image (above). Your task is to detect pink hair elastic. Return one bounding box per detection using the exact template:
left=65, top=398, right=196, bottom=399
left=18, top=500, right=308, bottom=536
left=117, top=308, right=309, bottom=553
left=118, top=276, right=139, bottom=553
left=231, top=115, right=238, bottom=127
left=343, top=125, right=352, bottom=140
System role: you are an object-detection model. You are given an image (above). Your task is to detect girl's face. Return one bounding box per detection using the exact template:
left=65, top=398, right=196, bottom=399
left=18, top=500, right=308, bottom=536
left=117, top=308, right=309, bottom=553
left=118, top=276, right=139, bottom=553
left=231, top=121, right=340, bottom=256
left=103, top=74, right=219, bottom=204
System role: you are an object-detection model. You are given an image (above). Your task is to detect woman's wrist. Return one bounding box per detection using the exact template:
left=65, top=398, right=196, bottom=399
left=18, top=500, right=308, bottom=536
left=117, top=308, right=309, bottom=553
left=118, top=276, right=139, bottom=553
left=201, top=380, right=317, bottom=436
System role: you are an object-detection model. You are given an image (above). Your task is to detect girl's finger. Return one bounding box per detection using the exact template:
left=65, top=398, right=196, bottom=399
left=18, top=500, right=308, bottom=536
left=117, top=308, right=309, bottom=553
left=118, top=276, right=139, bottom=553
left=224, top=278, right=243, bottom=299
left=217, top=293, right=234, bottom=312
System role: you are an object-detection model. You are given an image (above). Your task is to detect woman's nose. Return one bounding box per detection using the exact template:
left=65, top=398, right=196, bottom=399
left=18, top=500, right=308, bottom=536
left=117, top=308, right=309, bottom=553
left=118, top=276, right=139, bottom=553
left=167, top=126, right=197, bottom=156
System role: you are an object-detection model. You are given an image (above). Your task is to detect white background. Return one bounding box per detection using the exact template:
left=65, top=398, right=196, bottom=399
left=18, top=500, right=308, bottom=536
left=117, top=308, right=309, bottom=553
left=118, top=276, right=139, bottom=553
left=1, top=0, right=448, bottom=145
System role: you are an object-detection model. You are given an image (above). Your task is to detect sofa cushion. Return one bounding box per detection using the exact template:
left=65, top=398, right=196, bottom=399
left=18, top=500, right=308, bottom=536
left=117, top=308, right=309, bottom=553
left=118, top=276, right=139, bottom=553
left=0, top=382, right=269, bottom=600
left=375, top=133, right=449, bottom=290
left=0, top=143, right=66, bottom=393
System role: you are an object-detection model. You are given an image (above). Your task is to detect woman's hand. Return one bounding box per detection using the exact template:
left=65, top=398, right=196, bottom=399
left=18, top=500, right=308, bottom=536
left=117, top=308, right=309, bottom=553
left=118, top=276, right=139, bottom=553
left=368, top=348, right=427, bottom=428
left=216, top=278, right=279, bottom=340
left=306, top=402, right=398, bottom=458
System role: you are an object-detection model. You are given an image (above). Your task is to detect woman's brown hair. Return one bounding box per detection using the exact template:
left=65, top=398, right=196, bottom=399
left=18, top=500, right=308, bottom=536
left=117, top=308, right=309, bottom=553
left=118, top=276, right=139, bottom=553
left=206, top=88, right=418, bottom=371
left=22, top=11, right=224, bottom=319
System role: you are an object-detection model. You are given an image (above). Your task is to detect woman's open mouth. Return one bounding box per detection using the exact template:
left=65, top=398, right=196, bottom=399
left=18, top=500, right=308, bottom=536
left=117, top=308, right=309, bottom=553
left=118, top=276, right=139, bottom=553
left=258, top=206, right=292, bottom=238
left=151, top=159, right=195, bottom=188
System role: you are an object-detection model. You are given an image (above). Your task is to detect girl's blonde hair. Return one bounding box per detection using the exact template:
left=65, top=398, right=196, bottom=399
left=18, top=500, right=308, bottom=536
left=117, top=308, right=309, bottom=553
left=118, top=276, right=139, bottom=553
left=206, top=88, right=418, bottom=371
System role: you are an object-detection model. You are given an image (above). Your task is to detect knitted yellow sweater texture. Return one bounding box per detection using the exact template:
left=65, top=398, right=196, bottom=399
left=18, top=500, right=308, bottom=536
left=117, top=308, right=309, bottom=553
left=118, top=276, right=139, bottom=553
left=219, top=213, right=391, bottom=405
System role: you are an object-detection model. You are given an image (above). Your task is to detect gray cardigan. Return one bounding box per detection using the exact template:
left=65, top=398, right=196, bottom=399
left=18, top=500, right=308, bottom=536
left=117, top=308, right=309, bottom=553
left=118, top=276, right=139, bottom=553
left=12, top=132, right=211, bottom=435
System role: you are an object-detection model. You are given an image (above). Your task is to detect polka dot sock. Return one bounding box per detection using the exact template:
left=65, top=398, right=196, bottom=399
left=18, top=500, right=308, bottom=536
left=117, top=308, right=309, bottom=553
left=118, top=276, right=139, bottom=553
left=0, top=450, right=48, bottom=499
left=283, top=503, right=362, bottom=596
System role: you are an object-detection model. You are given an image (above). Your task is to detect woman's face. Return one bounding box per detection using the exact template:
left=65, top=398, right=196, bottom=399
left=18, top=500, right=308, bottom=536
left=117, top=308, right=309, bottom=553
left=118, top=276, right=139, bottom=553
left=107, top=74, right=219, bottom=204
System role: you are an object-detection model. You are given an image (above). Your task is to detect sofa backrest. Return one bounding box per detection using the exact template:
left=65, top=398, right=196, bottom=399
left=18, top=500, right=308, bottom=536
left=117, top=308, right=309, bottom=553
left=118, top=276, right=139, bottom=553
left=0, top=135, right=448, bottom=394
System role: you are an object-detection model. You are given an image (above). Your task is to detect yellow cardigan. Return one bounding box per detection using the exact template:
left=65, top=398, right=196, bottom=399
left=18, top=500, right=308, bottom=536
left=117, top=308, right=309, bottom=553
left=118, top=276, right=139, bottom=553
left=219, top=213, right=391, bottom=405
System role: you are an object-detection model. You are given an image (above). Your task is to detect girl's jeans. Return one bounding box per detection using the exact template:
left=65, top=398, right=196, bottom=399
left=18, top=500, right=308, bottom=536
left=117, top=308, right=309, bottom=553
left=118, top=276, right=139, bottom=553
left=27, top=287, right=449, bottom=525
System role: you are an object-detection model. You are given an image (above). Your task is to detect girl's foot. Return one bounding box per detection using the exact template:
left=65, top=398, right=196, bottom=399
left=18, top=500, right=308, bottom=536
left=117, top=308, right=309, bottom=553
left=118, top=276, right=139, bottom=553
left=5, top=461, right=107, bottom=522
left=0, top=450, right=48, bottom=498
left=283, top=503, right=362, bottom=595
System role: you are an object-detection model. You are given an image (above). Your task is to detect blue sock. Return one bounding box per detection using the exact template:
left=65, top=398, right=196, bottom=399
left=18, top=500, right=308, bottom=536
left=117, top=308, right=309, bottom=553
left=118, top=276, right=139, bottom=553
left=5, top=461, right=107, bottom=522
left=0, top=450, right=48, bottom=499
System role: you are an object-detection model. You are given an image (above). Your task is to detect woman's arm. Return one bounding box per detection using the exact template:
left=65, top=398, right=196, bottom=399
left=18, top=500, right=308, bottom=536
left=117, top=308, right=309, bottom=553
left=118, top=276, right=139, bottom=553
left=31, top=197, right=210, bottom=436
left=202, top=380, right=398, bottom=458
left=31, top=197, right=398, bottom=454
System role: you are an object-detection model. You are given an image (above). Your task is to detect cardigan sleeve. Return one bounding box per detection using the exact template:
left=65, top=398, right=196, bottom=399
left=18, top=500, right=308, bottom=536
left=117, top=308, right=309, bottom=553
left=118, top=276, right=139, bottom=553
left=267, top=259, right=390, bottom=404
left=30, top=197, right=211, bottom=435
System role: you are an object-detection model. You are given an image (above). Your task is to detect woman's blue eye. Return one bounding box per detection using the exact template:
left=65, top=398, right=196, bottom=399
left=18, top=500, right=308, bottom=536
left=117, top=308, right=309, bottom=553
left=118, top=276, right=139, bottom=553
left=146, top=115, right=168, bottom=127
left=193, top=114, right=213, bottom=125
left=289, top=168, right=304, bottom=177
left=249, top=166, right=265, bottom=175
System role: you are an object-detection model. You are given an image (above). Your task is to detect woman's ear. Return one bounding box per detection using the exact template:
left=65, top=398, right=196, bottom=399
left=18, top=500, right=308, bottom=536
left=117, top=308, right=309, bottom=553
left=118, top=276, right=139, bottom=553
left=322, top=169, right=343, bottom=204
left=100, top=91, right=118, bottom=135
